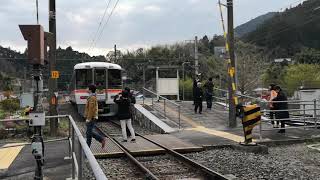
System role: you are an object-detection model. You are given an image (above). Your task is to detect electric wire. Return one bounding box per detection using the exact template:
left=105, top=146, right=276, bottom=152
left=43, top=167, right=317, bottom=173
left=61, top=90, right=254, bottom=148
left=87, top=0, right=112, bottom=52
left=91, top=0, right=120, bottom=52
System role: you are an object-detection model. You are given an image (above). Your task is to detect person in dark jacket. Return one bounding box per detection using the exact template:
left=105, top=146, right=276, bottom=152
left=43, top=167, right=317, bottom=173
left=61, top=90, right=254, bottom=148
left=124, top=87, right=136, bottom=125
left=272, top=86, right=289, bottom=133
left=193, top=74, right=201, bottom=105
left=114, top=90, right=136, bottom=142
left=125, top=87, right=136, bottom=104
left=204, top=77, right=214, bottom=110
left=194, top=82, right=203, bottom=114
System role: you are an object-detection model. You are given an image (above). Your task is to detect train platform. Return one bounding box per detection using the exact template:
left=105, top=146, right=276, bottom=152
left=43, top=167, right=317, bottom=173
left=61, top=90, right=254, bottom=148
left=0, top=140, right=71, bottom=180
left=153, top=101, right=320, bottom=146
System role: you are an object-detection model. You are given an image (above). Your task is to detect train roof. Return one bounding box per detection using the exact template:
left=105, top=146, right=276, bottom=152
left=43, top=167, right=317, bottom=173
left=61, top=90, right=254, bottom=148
left=74, top=62, right=122, bottom=70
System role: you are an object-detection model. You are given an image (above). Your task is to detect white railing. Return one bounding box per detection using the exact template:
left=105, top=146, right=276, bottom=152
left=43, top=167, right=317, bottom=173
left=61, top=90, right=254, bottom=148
left=0, top=115, right=108, bottom=180
left=213, top=88, right=320, bottom=140
left=142, top=88, right=181, bottom=129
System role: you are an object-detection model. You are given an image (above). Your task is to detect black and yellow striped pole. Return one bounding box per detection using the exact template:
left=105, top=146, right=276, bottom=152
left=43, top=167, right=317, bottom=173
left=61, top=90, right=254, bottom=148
left=238, top=104, right=261, bottom=144
left=219, top=0, right=238, bottom=127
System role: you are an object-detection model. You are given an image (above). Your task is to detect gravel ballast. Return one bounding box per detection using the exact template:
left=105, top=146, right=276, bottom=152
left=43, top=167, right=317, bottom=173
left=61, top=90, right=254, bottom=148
left=186, top=143, right=320, bottom=180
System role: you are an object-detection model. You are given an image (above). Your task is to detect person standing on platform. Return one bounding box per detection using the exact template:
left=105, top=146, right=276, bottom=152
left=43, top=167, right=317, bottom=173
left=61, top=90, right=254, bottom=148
left=193, top=74, right=201, bottom=105
left=114, top=90, right=136, bottom=142
left=124, top=87, right=136, bottom=136
left=273, top=86, right=289, bottom=133
left=204, top=77, right=214, bottom=110
left=194, top=82, right=203, bottom=114
left=85, top=84, right=107, bottom=148
left=268, top=84, right=278, bottom=128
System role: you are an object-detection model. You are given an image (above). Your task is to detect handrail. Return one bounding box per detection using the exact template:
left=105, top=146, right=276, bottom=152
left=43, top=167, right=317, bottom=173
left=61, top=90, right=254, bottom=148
left=67, top=115, right=108, bottom=180
left=143, top=88, right=180, bottom=107
left=214, top=87, right=319, bottom=104
left=214, top=87, right=228, bottom=93
left=142, top=87, right=181, bottom=129
left=0, top=115, right=108, bottom=180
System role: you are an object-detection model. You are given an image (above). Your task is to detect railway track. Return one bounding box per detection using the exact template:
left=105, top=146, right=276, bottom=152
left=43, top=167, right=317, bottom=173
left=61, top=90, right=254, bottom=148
left=96, top=121, right=229, bottom=180
left=59, top=103, right=229, bottom=179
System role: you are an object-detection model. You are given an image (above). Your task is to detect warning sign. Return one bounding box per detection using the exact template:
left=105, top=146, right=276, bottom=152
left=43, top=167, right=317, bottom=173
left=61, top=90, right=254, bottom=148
left=51, top=71, right=59, bottom=79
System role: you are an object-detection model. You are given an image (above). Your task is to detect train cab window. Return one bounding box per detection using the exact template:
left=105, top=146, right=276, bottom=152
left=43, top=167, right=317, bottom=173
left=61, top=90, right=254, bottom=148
left=94, top=69, right=106, bottom=89
left=108, top=69, right=122, bottom=89
left=76, top=69, right=92, bottom=89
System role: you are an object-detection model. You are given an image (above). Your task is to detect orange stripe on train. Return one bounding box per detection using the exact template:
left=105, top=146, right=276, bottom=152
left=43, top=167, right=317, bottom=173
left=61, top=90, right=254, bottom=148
left=106, top=89, right=122, bottom=93
left=74, top=89, right=88, bottom=93
left=73, top=89, right=122, bottom=94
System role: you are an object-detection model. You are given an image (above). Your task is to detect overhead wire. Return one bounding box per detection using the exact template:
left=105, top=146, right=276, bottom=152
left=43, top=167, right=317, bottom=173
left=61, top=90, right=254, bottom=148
left=87, top=0, right=112, bottom=52
left=91, top=0, right=120, bottom=52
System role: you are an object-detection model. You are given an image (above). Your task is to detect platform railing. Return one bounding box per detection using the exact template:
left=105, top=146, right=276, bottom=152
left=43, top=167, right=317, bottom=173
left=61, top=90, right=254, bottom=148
left=142, top=88, right=181, bottom=129
left=212, top=88, right=320, bottom=140
left=0, top=115, right=108, bottom=180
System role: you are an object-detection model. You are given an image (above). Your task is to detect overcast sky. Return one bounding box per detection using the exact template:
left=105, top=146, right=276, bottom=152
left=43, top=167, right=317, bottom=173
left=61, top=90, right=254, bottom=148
left=0, top=0, right=306, bottom=56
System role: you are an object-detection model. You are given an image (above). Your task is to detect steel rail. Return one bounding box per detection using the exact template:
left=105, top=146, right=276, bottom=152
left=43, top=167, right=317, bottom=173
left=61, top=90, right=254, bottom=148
left=107, top=121, right=229, bottom=180
left=137, top=133, right=229, bottom=180
left=95, top=125, right=159, bottom=180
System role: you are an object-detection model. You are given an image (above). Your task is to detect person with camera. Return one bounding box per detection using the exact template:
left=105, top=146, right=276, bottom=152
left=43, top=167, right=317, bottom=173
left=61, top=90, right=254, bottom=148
left=114, top=90, right=136, bottom=142
left=85, top=84, right=107, bottom=148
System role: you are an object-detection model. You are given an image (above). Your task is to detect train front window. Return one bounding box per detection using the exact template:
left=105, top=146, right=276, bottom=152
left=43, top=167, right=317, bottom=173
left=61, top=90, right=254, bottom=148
left=108, top=69, right=122, bottom=89
left=76, top=69, right=92, bottom=89
left=94, top=69, right=106, bottom=89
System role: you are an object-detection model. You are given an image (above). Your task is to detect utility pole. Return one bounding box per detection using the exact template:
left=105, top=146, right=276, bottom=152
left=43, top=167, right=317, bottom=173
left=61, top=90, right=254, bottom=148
left=49, top=0, right=58, bottom=135
left=227, top=0, right=237, bottom=127
left=23, top=67, right=27, bottom=93
left=194, top=36, right=199, bottom=76
left=36, top=0, right=39, bottom=24
left=114, top=44, right=117, bottom=63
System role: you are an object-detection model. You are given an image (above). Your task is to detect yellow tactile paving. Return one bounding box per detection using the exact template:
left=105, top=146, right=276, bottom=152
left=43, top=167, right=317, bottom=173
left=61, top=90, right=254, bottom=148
left=0, top=143, right=24, bottom=170
left=186, top=126, right=245, bottom=142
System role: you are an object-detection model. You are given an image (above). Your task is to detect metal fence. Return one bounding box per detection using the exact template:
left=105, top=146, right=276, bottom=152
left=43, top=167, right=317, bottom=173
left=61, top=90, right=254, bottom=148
left=142, top=88, right=181, bottom=129
left=0, top=115, right=107, bottom=180
left=212, top=88, right=320, bottom=139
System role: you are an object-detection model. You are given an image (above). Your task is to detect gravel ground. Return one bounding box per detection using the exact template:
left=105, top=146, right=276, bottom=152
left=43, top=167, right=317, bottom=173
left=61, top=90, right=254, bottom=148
left=186, top=143, right=320, bottom=180
left=136, top=155, right=203, bottom=180
left=98, top=158, right=144, bottom=180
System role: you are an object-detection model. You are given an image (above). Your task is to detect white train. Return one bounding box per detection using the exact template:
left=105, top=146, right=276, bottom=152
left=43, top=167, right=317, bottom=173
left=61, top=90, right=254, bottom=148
left=69, top=62, right=123, bottom=117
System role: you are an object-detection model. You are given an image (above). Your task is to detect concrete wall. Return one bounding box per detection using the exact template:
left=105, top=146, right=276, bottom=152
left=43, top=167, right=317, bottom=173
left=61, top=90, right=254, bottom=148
left=133, top=104, right=175, bottom=134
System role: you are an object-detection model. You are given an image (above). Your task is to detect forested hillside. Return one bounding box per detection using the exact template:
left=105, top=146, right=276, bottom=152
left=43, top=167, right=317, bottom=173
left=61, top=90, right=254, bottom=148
left=235, top=12, right=277, bottom=37
left=243, top=0, right=320, bottom=58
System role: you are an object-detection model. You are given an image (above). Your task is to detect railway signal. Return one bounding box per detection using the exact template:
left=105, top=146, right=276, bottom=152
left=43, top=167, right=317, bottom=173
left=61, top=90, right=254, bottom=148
left=19, top=24, right=47, bottom=180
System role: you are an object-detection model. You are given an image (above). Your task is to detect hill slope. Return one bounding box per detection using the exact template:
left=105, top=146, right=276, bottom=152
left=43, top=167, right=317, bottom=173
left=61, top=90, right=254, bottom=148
left=242, top=0, right=320, bottom=57
left=235, top=12, right=277, bottom=37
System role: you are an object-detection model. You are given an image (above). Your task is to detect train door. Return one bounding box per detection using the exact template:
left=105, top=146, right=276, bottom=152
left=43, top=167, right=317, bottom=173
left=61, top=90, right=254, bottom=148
left=94, top=68, right=107, bottom=101
left=106, top=69, right=122, bottom=102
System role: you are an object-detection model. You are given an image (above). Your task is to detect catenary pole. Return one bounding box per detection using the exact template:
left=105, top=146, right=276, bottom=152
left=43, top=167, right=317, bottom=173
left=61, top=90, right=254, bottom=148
left=227, top=0, right=237, bottom=127
left=194, top=36, right=199, bottom=76
left=49, top=0, right=58, bottom=135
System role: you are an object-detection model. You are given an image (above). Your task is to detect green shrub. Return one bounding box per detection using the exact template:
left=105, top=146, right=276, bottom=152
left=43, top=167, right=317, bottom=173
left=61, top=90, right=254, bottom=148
left=0, top=98, right=20, bottom=115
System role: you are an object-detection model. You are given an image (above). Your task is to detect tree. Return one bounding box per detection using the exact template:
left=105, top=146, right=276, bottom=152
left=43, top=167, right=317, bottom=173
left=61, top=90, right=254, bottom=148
left=236, top=41, right=268, bottom=94
left=283, top=64, right=320, bottom=95
left=294, top=48, right=320, bottom=64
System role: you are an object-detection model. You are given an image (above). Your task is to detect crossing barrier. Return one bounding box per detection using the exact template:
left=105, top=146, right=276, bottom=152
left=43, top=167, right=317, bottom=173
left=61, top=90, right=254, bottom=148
left=237, top=104, right=261, bottom=144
